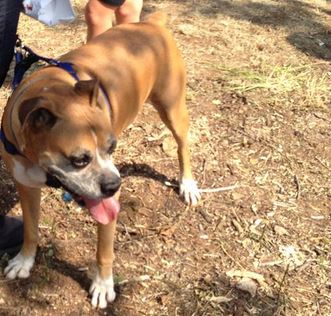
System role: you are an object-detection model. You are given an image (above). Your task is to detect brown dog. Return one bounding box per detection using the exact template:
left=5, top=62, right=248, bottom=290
left=0, top=12, right=200, bottom=308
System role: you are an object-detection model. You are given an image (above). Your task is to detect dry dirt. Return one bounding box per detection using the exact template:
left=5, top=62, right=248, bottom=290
left=0, top=0, right=330, bottom=315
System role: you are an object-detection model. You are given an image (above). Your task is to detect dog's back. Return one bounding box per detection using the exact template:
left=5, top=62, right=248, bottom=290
left=143, top=11, right=167, bottom=26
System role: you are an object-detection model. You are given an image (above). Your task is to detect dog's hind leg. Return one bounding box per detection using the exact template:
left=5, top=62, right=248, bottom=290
left=5, top=183, right=41, bottom=279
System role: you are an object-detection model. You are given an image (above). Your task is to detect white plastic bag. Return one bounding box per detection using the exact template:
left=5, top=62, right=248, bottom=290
left=23, top=0, right=75, bottom=26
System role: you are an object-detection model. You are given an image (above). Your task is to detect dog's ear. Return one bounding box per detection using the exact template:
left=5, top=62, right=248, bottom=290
left=19, top=97, right=57, bottom=131
left=74, top=79, right=102, bottom=109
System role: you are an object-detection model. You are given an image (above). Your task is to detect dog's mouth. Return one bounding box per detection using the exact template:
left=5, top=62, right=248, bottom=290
left=46, top=172, right=120, bottom=225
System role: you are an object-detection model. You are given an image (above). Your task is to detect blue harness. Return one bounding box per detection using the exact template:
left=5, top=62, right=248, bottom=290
left=0, top=126, right=23, bottom=156
left=0, top=38, right=107, bottom=159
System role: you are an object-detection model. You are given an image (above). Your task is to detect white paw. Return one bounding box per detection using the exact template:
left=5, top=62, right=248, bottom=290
left=90, top=272, right=116, bottom=309
left=180, top=178, right=201, bottom=206
left=4, top=252, right=35, bottom=279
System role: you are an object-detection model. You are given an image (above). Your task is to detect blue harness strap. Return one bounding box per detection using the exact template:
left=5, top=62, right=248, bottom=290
left=13, top=42, right=80, bottom=89
left=1, top=38, right=81, bottom=158
left=0, top=126, right=24, bottom=156
left=1, top=38, right=111, bottom=160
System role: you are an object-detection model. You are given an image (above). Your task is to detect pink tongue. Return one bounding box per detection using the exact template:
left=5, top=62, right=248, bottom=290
left=83, top=197, right=120, bottom=225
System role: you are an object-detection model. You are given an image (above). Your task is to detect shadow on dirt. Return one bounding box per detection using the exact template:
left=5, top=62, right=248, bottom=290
left=119, top=162, right=178, bottom=192
left=172, top=0, right=331, bottom=61
left=57, top=0, right=331, bottom=61
left=0, top=160, right=177, bottom=216
left=0, top=160, right=18, bottom=216
left=2, top=254, right=286, bottom=315
left=50, top=256, right=91, bottom=292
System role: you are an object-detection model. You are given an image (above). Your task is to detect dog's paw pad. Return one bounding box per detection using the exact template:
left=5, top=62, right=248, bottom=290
left=180, top=179, right=201, bottom=206
left=90, top=273, right=116, bottom=309
left=4, top=252, right=35, bottom=279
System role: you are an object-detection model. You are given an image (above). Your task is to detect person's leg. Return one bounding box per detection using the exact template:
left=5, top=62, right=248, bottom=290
left=0, top=0, right=23, bottom=256
left=0, top=0, right=21, bottom=87
left=85, top=0, right=120, bottom=41
left=85, top=0, right=143, bottom=41
left=115, top=0, right=142, bottom=25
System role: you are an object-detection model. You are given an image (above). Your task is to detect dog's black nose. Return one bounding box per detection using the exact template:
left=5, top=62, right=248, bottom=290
left=100, top=177, right=121, bottom=197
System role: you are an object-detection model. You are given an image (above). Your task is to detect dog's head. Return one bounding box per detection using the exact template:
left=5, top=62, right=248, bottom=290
left=17, top=79, right=121, bottom=224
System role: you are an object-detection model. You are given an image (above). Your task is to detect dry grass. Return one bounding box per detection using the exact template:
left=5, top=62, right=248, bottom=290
left=219, top=63, right=330, bottom=107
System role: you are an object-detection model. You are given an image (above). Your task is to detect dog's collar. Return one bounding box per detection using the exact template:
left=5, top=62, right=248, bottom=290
left=0, top=126, right=24, bottom=157
left=0, top=62, right=80, bottom=159
left=1, top=42, right=112, bottom=160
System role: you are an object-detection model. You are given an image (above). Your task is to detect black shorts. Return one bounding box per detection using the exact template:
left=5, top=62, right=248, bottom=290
left=99, top=0, right=125, bottom=6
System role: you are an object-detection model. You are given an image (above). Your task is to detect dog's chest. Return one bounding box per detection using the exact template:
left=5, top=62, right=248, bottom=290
left=12, top=159, right=46, bottom=188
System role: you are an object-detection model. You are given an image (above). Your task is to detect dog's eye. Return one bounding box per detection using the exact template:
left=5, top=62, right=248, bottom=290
left=70, top=154, right=92, bottom=169
left=107, top=139, right=117, bottom=155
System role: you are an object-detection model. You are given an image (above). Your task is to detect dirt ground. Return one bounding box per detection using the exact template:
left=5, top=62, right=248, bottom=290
left=0, top=0, right=330, bottom=315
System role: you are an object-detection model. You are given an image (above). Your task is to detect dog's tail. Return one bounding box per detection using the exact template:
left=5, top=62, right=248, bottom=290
left=144, top=12, right=167, bottom=26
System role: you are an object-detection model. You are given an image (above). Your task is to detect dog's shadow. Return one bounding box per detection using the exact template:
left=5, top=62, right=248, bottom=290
left=49, top=255, right=91, bottom=292
left=0, top=160, right=178, bottom=215
left=118, top=162, right=179, bottom=194
left=44, top=254, right=132, bottom=314
left=48, top=163, right=178, bottom=310
left=1, top=162, right=177, bottom=312
left=1, top=160, right=177, bottom=267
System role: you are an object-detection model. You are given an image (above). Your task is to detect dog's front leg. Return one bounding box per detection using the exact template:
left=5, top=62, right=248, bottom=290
left=90, top=218, right=117, bottom=308
left=153, top=99, right=201, bottom=205
left=5, top=183, right=41, bottom=279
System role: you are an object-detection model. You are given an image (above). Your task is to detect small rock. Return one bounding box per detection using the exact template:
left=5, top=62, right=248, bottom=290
left=78, top=267, right=89, bottom=272
left=178, top=24, right=195, bottom=35
left=251, top=204, right=258, bottom=214
left=274, top=225, right=288, bottom=235
left=231, top=192, right=245, bottom=200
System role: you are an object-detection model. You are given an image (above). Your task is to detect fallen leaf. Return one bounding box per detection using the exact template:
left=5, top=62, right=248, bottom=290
left=231, top=219, right=244, bottom=233
left=226, top=270, right=266, bottom=286
left=235, top=277, right=257, bottom=297
left=209, top=296, right=233, bottom=303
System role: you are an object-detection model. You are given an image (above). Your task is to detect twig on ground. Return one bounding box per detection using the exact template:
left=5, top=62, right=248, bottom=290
left=201, top=158, right=207, bottom=186
left=294, top=175, right=301, bottom=199
left=219, top=241, right=244, bottom=269
left=199, top=185, right=239, bottom=193
left=277, top=263, right=290, bottom=301
left=0, top=279, right=17, bottom=284
left=315, top=156, right=330, bottom=170
left=164, top=181, right=239, bottom=193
